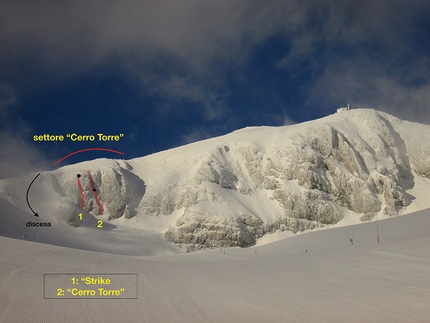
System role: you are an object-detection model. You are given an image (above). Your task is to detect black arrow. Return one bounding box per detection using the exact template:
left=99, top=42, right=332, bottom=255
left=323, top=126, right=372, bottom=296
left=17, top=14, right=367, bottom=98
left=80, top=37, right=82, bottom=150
left=26, top=173, right=40, bottom=217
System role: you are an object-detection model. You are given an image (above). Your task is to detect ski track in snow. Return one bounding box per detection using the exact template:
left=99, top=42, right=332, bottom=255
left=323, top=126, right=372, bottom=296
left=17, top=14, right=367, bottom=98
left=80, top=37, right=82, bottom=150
left=1, top=209, right=429, bottom=322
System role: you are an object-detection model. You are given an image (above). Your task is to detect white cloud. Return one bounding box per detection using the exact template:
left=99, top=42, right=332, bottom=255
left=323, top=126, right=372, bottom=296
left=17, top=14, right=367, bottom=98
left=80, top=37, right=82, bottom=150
left=180, top=122, right=234, bottom=146
left=267, top=0, right=430, bottom=124
left=306, top=55, right=430, bottom=124
left=0, top=82, right=17, bottom=122
left=283, top=115, right=296, bottom=126
left=180, top=128, right=214, bottom=145
left=0, top=130, right=52, bottom=179
left=0, top=1, right=429, bottom=125
left=0, top=1, right=306, bottom=120
left=0, top=85, right=52, bottom=179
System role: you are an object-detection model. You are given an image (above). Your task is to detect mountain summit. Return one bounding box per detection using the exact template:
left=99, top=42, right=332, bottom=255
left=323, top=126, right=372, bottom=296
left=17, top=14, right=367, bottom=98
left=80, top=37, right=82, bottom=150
left=1, top=109, right=430, bottom=252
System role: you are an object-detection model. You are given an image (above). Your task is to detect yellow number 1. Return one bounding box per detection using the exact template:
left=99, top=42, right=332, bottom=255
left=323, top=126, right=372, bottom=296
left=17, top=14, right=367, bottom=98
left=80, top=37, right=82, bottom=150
left=78, top=213, right=82, bottom=220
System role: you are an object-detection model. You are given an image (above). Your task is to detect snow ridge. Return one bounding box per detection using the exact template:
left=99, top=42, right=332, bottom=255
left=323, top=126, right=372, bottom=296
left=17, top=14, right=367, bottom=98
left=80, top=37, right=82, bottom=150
left=1, top=109, right=430, bottom=252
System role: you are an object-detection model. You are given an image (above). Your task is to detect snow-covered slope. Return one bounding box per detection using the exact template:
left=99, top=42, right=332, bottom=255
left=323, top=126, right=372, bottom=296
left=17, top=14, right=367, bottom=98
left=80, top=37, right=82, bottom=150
left=1, top=208, right=429, bottom=323
left=1, top=109, right=430, bottom=252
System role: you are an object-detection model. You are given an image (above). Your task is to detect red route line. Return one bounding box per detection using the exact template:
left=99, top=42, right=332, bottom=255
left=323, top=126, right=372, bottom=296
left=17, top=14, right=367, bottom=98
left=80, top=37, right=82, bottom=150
left=54, top=148, right=124, bottom=166
left=88, top=170, right=104, bottom=215
left=77, top=177, right=85, bottom=209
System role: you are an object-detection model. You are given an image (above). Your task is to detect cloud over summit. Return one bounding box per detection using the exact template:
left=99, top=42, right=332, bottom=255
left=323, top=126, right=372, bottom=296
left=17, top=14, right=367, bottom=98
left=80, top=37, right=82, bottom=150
left=0, top=0, right=429, bottom=170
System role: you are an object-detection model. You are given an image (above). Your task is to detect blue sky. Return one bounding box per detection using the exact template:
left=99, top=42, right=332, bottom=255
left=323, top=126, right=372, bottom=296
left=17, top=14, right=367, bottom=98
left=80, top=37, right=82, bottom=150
left=1, top=1, right=430, bottom=178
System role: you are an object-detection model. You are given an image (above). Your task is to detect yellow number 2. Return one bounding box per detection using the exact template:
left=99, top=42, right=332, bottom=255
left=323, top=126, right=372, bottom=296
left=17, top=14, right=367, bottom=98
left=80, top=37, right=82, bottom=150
left=98, top=220, right=103, bottom=228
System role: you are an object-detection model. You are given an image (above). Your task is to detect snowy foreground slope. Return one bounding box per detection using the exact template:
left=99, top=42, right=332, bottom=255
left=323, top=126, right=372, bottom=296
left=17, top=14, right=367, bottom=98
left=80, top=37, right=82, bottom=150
left=0, top=209, right=429, bottom=323
left=1, top=109, right=430, bottom=252
left=1, top=109, right=430, bottom=322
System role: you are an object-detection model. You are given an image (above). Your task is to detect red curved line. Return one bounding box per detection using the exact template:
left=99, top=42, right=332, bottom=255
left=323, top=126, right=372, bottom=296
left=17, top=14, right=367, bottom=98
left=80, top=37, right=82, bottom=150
left=54, top=148, right=124, bottom=166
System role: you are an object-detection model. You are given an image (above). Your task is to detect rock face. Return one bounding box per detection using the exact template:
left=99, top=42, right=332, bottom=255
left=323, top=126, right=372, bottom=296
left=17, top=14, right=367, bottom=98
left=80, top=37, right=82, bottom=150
left=3, top=109, right=429, bottom=251
left=55, top=162, right=146, bottom=226
left=162, top=110, right=420, bottom=250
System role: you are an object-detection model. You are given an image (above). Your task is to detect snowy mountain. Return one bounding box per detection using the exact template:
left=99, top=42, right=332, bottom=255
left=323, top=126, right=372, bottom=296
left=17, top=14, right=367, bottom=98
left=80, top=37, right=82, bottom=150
left=1, top=109, right=430, bottom=252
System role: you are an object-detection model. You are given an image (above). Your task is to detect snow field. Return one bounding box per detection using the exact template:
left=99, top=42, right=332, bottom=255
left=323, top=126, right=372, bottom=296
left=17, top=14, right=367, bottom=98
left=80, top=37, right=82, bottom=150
left=1, top=108, right=430, bottom=321
left=0, top=208, right=429, bottom=322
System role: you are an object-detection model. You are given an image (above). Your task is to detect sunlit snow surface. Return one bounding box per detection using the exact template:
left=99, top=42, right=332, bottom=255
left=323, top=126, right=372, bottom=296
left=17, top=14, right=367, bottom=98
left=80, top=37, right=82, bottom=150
left=0, top=209, right=429, bottom=322
left=1, top=109, right=430, bottom=321
left=2, top=109, right=430, bottom=253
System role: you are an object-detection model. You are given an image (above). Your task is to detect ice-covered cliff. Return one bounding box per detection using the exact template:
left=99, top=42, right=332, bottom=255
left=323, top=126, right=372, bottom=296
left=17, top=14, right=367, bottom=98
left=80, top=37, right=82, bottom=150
left=1, top=109, right=430, bottom=251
